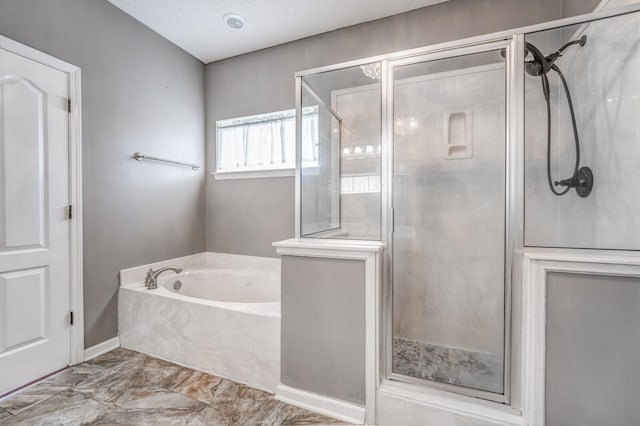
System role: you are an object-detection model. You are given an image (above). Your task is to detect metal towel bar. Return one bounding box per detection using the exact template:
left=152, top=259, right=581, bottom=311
left=132, top=152, right=200, bottom=171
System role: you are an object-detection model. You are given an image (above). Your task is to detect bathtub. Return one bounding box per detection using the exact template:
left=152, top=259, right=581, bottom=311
left=118, top=252, right=280, bottom=392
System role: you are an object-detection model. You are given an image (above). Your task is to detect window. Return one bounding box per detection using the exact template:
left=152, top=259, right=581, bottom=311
left=215, top=107, right=318, bottom=178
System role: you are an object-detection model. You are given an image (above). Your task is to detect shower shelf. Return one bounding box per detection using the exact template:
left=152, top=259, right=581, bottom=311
left=444, top=110, right=473, bottom=160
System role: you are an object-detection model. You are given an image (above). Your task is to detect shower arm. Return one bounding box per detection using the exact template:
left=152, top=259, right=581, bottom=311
left=524, top=35, right=587, bottom=77
left=544, top=36, right=588, bottom=68
left=558, top=35, right=588, bottom=54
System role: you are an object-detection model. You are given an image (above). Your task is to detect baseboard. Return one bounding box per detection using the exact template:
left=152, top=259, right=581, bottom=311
left=275, top=384, right=366, bottom=425
left=83, top=336, right=120, bottom=361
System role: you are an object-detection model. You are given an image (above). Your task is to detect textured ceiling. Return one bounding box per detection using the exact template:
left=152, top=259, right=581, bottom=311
left=107, top=0, right=448, bottom=63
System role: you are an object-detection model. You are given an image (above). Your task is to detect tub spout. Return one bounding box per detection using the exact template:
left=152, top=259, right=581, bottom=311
left=144, top=266, right=183, bottom=290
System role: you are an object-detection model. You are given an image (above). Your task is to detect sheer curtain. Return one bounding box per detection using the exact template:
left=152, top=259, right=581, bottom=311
left=300, top=109, right=318, bottom=167
left=216, top=108, right=318, bottom=173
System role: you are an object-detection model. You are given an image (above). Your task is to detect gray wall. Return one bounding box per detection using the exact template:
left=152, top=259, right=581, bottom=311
left=563, top=0, right=602, bottom=17
left=205, top=0, right=600, bottom=258
left=281, top=256, right=365, bottom=405
left=0, top=0, right=602, bottom=350
left=0, top=0, right=206, bottom=348
left=546, top=273, right=640, bottom=426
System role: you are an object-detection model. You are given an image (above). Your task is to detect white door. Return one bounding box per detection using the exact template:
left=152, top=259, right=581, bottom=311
left=0, top=46, right=71, bottom=395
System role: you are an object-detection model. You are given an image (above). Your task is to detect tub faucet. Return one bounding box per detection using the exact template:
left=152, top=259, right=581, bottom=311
left=144, top=266, right=183, bottom=290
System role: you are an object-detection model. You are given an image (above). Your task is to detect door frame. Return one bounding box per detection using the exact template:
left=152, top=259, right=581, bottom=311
left=381, top=38, right=517, bottom=404
left=0, top=34, right=84, bottom=365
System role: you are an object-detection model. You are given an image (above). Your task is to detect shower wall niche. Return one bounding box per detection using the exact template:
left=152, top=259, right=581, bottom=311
left=524, top=9, right=640, bottom=250
left=300, top=64, right=382, bottom=240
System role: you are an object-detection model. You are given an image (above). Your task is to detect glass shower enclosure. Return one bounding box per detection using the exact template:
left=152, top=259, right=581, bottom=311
left=298, top=64, right=382, bottom=240
left=296, top=41, right=515, bottom=402
left=387, top=44, right=511, bottom=400
left=294, top=3, right=640, bottom=407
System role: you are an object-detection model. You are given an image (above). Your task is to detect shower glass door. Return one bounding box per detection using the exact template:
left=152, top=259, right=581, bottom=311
left=388, top=44, right=510, bottom=400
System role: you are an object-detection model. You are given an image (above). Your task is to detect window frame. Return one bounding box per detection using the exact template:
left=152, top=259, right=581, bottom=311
left=213, top=107, right=318, bottom=180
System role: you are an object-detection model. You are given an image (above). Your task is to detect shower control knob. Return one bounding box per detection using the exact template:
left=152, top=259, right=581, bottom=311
left=574, top=167, right=594, bottom=198
left=554, top=167, right=593, bottom=198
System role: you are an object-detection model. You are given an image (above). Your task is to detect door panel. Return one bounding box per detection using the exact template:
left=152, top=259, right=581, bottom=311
left=0, top=46, right=70, bottom=395
left=1, top=77, right=46, bottom=249
left=390, top=49, right=508, bottom=398
left=0, top=267, right=48, bottom=352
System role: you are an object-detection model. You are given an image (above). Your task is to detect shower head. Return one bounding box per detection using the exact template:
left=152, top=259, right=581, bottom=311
left=525, top=35, right=587, bottom=77
left=524, top=42, right=547, bottom=76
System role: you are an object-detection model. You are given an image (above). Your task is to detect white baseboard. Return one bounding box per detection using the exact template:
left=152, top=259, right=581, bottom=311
left=275, top=384, right=366, bottom=425
left=83, top=336, right=120, bottom=361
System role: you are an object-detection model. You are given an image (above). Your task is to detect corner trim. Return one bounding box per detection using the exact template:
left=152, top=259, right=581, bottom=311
left=68, top=66, right=84, bottom=365
left=84, top=336, right=121, bottom=362
left=275, top=384, right=365, bottom=425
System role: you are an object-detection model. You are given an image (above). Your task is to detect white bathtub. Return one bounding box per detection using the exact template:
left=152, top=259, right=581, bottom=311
left=164, top=268, right=279, bottom=305
left=118, top=252, right=281, bottom=392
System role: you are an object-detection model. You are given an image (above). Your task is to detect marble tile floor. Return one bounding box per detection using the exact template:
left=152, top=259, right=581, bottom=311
left=0, top=348, right=346, bottom=426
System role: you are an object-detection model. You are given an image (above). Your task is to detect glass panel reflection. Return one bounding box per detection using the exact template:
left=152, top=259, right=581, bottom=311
left=300, top=64, right=382, bottom=240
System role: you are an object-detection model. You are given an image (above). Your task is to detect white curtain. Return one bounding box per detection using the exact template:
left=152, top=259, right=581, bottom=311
left=216, top=125, right=245, bottom=170
left=216, top=108, right=317, bottom=172
left=300, top=111, right=317, bottom=166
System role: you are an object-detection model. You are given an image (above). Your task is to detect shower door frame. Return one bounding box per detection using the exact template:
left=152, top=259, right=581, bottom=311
left=381, top=37, right=522, bottom=404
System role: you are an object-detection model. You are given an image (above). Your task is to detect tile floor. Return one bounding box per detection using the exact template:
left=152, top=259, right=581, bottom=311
left=0, top=348, right=345, bottom=425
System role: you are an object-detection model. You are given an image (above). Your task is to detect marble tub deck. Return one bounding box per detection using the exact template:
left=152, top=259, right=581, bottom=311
left=0, top=348, right=346, bottom=425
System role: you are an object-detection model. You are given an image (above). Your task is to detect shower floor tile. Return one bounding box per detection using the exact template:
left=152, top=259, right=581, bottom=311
left=0, top=349, right=347, bottom=425
left=392, top=337, right=503, bottom=393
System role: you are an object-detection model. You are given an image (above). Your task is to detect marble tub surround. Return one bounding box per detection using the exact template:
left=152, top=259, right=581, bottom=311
left=119, top=252, right=281, bottom=392
left=392, top=337, right=503, bottom=394
left=0, top=348, right=345, bottom=425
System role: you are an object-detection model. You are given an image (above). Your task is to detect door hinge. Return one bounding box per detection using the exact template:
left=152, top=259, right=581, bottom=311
left=68, top=205, right=72, bottom=220
left=67, top=99, right=71, bottom=113
left=70, top=311, right=74, bottom=326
